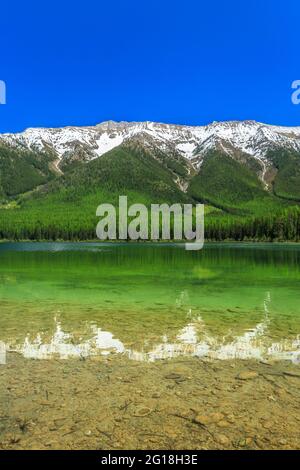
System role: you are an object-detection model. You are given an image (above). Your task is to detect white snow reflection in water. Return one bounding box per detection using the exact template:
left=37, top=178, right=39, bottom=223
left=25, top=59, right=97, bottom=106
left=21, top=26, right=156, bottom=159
left=2, top=297, right=300, bottom=364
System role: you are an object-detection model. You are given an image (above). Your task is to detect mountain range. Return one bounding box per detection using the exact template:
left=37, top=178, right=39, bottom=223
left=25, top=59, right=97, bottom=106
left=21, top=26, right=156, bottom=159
left=0, top=120, right=300, bottom=241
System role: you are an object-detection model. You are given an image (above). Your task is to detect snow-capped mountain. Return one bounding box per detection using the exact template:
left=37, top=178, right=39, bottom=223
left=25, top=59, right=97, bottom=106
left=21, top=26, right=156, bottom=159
left=1, top=120, right=300, bottom=185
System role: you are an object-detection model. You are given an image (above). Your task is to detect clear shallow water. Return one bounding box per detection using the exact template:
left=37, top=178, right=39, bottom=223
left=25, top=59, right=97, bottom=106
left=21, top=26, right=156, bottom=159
left=0, top=242, right=300, bottom=363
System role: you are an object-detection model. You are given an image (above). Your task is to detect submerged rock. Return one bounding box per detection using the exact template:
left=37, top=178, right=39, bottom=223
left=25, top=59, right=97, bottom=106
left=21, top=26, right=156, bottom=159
left=215, top=434, right=230, bottom=446
left=164, top=373, right=185, bottom=382
left=133, top=407, right=152, bottom=417
left=195, top=412, right=224, bottom=426
left=236, top=371, right=258, bottom=381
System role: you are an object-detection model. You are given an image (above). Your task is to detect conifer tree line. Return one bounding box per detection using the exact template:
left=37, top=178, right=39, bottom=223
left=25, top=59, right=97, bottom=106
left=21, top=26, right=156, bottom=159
left=0, top=206, right=299, bottom=242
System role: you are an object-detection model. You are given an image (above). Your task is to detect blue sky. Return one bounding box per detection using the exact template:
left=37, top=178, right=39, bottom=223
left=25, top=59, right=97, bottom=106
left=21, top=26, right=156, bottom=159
left=0, top=0, right=299, bottom=132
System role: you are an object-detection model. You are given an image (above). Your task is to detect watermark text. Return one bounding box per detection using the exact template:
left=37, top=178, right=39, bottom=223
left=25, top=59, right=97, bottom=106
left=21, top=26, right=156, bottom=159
left=0, top=80, right=6, bottom=104
left=291, top=80, right=300, bottom=105
left=96, top=196, right=204, bottom=251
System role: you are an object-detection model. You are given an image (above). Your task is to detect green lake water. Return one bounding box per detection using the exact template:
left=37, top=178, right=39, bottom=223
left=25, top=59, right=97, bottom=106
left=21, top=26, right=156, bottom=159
left=0, top=242, right=300, bottom=363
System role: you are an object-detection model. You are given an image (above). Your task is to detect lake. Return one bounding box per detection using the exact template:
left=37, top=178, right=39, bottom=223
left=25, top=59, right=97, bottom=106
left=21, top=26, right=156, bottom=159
left=0, top=242, right=300, bottom=363
left=1, top=243, right=300, bottom=449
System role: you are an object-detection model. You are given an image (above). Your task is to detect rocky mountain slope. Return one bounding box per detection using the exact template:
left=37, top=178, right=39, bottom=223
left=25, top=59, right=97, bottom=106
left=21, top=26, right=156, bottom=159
left=1, top=120, right=300, bottom=224
left=1, top=120, right=300, bottom=188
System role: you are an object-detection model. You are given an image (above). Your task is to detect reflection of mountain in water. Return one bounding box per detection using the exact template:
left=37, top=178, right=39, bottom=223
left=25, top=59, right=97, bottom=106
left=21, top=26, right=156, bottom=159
left=2, top=293, right=300, bottom=364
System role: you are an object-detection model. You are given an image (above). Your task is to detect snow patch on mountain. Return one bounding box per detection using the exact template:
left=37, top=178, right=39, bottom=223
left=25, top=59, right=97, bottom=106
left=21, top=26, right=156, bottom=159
left=176, top=142, right=197, bottom=159
left=95, top=133, right=124, bottom=157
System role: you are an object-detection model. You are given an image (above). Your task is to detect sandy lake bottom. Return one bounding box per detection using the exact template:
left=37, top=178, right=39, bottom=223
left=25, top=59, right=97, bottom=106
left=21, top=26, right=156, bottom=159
left=1, top=354, right=300, bottom=450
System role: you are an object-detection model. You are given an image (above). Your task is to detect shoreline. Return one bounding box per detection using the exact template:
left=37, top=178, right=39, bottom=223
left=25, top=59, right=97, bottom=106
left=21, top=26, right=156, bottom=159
left=1, top=239, right=300, bottom=246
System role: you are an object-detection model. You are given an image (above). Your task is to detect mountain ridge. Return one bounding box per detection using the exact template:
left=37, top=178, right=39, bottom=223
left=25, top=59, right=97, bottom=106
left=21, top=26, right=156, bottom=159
left=1, top=119, right=300, bottom=242
left=2, top=119, right=300, bottom=156
left=1, top=119, right=300, bottom=190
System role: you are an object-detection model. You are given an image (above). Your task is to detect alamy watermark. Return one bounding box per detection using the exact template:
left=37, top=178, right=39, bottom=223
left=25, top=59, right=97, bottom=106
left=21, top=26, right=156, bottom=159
left=291, top=80, right=300, bottom=105
left=96, top=196, right=204, bottom=250
left=0, top=80, right=6, bottom=104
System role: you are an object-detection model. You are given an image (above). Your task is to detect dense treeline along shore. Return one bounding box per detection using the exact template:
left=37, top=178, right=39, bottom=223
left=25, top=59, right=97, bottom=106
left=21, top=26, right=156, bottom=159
left=0, top=209, right=300, bottom=242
